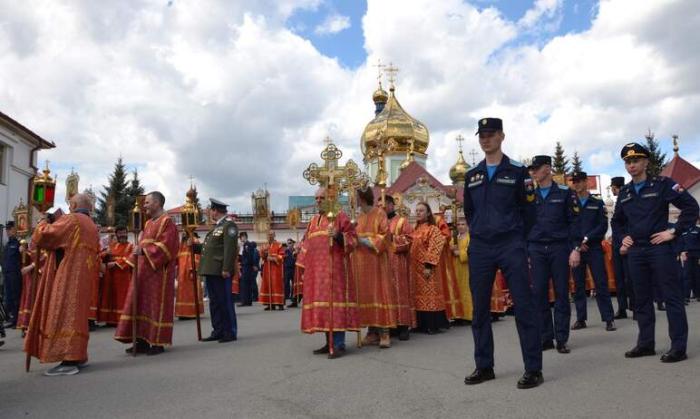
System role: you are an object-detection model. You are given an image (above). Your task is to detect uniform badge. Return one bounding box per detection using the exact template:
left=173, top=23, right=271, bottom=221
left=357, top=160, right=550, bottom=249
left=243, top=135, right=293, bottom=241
left=227, top=225, right=238, bottom=237
left=526, top=194, right=535, bottom=202
left=481, top=119, right=487, bottom=125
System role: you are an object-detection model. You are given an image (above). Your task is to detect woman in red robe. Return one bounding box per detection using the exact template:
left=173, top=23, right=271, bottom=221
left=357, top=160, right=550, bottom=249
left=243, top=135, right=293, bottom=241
left=352, top=187, right=398, bottom=348
left=258, top=231, right=286, bottom=310
left=175, top=235, right=204, bottom=319
left=410, top=202, right=449, bottom=334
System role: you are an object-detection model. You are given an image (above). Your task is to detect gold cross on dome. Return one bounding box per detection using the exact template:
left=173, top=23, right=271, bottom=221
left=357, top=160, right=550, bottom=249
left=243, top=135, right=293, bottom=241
left=385, top=63, right=399, bottom=87
left=372, top=58, right=385, bottom=82
left=455, top=134, right=465, bottom=152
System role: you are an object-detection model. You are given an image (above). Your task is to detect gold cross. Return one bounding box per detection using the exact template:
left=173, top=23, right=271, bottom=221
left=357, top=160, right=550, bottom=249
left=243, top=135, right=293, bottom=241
left=385, top=62, right=399, bottom=87
left=455, top=134, right=465, bottom=152
left=405, top=176, right=443, bottom=203
left=372, top=58, right=385, bottom=82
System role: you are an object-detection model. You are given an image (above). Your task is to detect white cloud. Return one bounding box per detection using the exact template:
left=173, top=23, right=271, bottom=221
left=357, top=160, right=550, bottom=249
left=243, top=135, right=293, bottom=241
left=314, top=13, right=351, bottom=35
left=1, top=0, right=699, bottom=213
left=518, top=0, right=562, bottom=29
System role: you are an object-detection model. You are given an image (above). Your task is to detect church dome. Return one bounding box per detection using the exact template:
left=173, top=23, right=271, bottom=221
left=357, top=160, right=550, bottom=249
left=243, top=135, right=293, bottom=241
left=372, top=83, right=388, bottom=104
left=449, top=150, right=470, bottom=185
left=361, top=85, right=429, bottom=159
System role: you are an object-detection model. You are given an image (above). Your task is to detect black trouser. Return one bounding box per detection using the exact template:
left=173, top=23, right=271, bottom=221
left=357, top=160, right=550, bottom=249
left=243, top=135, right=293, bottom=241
left=612, top=244, right=634, bottom=311
left=239, top=267, right=256, bottom=305
left=2, top=271, right=21, bottom=323
left=284, top=268, right=294, bottom=300
left=205, top=275, right=237, bottom=339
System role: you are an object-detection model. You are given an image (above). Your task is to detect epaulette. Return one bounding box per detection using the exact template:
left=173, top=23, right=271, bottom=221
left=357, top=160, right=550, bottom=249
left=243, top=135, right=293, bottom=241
left=557, top=184, right=569, bottom=190
left=510, top=159, right=524, bottom=168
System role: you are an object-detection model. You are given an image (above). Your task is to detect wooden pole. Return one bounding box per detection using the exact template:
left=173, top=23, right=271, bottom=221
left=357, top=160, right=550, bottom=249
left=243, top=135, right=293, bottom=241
left=189, top=232, right=202, bottom=341
left=131, top=229, right=140, bottom=356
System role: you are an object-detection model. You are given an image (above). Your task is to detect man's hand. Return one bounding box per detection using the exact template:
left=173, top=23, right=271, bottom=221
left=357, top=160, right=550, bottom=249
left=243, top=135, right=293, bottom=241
left=132, top=245, right=141, bottom=256
left=222, top=271, right=231, bottom=278
left=580, top=243, right=589, bottom=253
left=423, top=266, right=433, bottom=278
left=620, top=245, right=629, bottom=255
left=21, top=265, right=34, bottom=275
left=680, top=251, right=688, bottom=267
left=622, top=236, right=634, bottom=248
left=268, top=256, right=277, bottom=263
left=569, top=249, right=581, bottom=268
left=650, top=230, right=675, bottom=245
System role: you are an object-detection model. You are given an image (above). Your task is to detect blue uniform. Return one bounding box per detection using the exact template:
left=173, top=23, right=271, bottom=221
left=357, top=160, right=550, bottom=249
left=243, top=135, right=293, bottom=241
left=464, top=155, right=542, bottom=373
left=680, top=225, right=700, bottom=300
left=611, top=176, right=699, bottom=353
left=239, top=241, right=260, bottom=305
left=1, top=235, right=22, bottom=323
left=572, top=195, right=615, bottom=323
left=611, top=199, right=634, bottom=313
left=526, top=182, right=578, bottom=345
left=284, top=247, right=296, bottom=301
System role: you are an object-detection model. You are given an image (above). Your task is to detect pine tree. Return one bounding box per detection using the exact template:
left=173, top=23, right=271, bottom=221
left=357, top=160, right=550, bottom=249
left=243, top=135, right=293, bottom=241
left=644, top=130, right=667, bottom=177
left=571, top=151, right=583, bottom=173
left=96, top=158, right=131, bottom=227
left=552, top=141, right=569, bottom=175
left=125, top=169, right=145, bottom=220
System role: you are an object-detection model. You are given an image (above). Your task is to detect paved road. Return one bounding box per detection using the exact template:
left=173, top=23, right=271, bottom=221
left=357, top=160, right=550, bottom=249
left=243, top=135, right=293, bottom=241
left=2, top=299, right=700, bottom=419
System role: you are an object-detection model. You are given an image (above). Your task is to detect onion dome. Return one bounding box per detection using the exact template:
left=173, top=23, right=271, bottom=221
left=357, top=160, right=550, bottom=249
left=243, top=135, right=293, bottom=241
left=449, top=149, right=470, bottom=185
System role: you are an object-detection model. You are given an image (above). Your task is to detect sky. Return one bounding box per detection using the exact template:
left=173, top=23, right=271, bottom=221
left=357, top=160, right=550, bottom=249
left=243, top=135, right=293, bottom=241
left=1, top=0, right=699, bottom=212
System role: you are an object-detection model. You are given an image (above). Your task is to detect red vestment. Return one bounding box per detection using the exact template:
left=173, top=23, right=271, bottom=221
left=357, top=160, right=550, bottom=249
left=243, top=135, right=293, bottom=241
left=259, top=241, right=285, bottom=306
left=24, top=213, right=100, bottom=363
left=17, top=247, right=39, bottom=330
left=300, top=211, right=359, bottom=333
left=175, top=242, right=204, bottom=318
left=98, top=241, right=134, bottom=325
left=293, top=241, right=307, bottom=298
left=115, top=214, right=179, bottom=346
left=352, top=207, right=398, bottom=328
left=436, top=216, right=466, bottom=320
left=389, top=215, right=415, bottom=327
left=410, top=222, right=447, bottom=312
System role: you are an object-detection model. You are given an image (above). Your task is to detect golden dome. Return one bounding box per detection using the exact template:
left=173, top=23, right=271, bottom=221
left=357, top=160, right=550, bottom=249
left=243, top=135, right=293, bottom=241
left=449, top=150, right=470, bottom=185
left=361, top=86, right=429, bottom=159
left=373, top=83, right=388, bottom=104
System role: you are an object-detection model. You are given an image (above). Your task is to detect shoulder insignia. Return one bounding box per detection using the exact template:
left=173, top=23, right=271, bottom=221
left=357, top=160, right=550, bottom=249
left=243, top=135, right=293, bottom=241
left=557, top=184, right=569, bottom=191
left=227, top=224, right=239, bottom=238
left=672, top=183, right=685, bottom=193
left=510, top=159, right=524, bottom=168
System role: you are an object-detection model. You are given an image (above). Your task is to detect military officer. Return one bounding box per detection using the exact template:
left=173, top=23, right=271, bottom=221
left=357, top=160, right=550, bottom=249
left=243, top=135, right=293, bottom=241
left=610, top=176, right=634, bottom=318
left=570, top=171, right=617, bottom=332
left=463, top=117, right=543, bottom=389
left=680, top=224, right=700, bottom=302
left=2, top=221, right=22, bottom=328
left=197, top=199, right=239, bottom=343
left=611, top=143, right=698, bottom=362
left=526, top=155, right=580, bottom=354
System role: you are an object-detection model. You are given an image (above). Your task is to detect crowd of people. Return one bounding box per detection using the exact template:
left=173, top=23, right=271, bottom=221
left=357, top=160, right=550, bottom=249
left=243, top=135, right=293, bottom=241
left=1, top=118, right=699, bottom=389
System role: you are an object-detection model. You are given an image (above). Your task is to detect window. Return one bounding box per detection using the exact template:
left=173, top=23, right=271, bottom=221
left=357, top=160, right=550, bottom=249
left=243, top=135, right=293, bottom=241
left=0, top=143, right=6, bottom=184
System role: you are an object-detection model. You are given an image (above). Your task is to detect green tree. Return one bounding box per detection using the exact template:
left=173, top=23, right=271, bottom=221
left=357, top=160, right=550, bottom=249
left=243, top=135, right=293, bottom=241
left=96, top=158, right=131, bottom=227
left=125, top=169, right=145, bottom=210
left=571, top=151, right=583, bottom=173
left=552, top=141, right=569, bottom=175
left=644, top=130, right=667, bottom=177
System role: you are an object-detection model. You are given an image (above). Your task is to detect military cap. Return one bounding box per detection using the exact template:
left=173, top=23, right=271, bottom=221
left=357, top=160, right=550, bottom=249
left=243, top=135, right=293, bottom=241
left=610, top=177, right=625, bottom=187
left=571, top=171, right=588, bottom=182
left=475, top=117, right=503, bottom=135
left=620, top=142, right=649, bottom=160
left=528, top=155, right=552, bottom=169
left=209, top=198, right=228, bottom=212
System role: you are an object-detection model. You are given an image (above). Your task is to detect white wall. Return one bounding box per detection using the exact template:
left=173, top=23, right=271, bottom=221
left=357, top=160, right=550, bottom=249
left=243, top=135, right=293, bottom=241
left=0, top=124, right=38, bottom=236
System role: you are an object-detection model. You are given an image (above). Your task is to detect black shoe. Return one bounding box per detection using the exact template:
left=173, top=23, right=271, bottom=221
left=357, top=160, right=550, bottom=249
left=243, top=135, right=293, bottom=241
left=147, top=345, right=165, bottom=356
left=287, top=302, right=298, bottom=308
left=202, top=334, right=221, bottom=342
left=517, top=371, right=544, bottom=389
left=660, top=350, right=687, bottom=363
left=625, top=346, right=656, bottom=358
left=657, top=302, right=666, bottom=311
left=614, top=311, right=628, bottom=319
left=277, top=305, right=285, bottom=311
left=606, top=321, right=617, bottom=331
left=571, top=320, right=587, bottom=330
left=398, top=328, right=410, bottom=341
left=464, top=368, right=495, bottom=385
left=264, top=306, right=272, bottom=311
left=327, top=348, right=345, bottom=359
left=556, top=343, right=571, bottom=354
left=542, top=340, right=555, bottom=351
left=125, top=340, right=149, bottom=354
left=313, top=345, right=330, bottom=355
left=218, top=335, right=237, bottom=343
